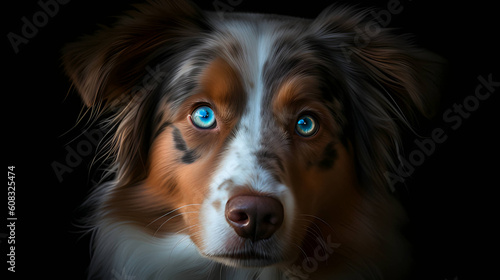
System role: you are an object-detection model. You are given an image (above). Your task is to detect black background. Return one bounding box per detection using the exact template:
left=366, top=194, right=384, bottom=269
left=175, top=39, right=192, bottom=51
left=3, top=0, right=498, bottom=279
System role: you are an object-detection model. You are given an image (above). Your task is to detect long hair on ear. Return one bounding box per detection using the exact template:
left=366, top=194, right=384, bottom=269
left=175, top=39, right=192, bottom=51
left=309, top=5, right=445, bottom=193
left=62, top=0, right=209, bottom=187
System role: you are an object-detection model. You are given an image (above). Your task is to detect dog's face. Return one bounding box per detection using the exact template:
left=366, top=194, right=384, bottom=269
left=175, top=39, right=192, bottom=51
left=121, top=30, right=357, bottom=267
left=64, top=0, right=442, bottom=272
left=145, top=53, right=358, bottom=266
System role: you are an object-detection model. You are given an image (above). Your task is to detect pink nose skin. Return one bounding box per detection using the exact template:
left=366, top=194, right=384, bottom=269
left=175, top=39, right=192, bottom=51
left=225, top=195, right=284, bottom=241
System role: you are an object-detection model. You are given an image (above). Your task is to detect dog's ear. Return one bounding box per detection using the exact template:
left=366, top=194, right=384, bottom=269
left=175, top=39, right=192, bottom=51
left=351, top=36, right=445, bottom=119
left=62, top=0, right=206, bottom=108
left=312, top=6, right=445, bottom=119
left=311, top=6, right=446, bottom=191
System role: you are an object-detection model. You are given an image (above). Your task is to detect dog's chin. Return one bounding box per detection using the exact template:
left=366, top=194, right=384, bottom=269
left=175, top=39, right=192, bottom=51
left=207, top=253, right=282, bottom=268
left=201, top=237, right=288, bottom=268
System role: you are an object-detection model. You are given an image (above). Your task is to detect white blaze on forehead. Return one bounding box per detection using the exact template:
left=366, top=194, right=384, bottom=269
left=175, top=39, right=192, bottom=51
left=199, top=21, right=295, bottom=254
left=209, top=20, right=278, bottom=193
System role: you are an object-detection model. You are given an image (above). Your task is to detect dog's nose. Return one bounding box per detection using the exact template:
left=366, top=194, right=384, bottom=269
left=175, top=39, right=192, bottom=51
left=225, top=195, right=284, bottom=241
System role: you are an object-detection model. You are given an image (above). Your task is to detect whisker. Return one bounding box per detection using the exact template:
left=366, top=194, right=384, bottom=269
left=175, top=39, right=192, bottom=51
left=154, top=211, right=199, bottom=236
left=168, top=225, right=202, bottom=262
left=295, top=217, right=324, bottom=239
left=174, top=223, right=199, bottom=235
left=146, top=204, right=202, bottom=228
left=292, top=216, right=333, bottom=254
left=304, top=227, right=329, bottom=252
left=299, top=214, right=336, bottom=234
left=292, top=242, right=308, bottom=260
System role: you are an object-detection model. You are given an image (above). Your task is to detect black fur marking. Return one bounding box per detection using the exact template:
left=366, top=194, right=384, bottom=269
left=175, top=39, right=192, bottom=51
left=173, top=127, right=188, bottom=151
left=172, top=127, right=200, bottom=164
left=317, top=142, right=338, bottom=169
left=255, top=150, right=285, bottom=173
left=181, top=150, right=199, bottom=164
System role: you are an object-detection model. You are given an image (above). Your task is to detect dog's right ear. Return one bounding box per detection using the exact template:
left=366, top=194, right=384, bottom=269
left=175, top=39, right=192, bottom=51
left=62, top=0, right=207, bottom=107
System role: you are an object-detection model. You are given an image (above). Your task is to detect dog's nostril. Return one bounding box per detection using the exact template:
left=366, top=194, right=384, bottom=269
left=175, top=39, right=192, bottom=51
left=225, top=195, right=284, bottom=241
left=229, top=211, right=249, bottom=224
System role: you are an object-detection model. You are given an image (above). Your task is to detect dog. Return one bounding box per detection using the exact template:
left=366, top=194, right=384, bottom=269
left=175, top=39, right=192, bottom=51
left=63, top=0, right=443, bottom=279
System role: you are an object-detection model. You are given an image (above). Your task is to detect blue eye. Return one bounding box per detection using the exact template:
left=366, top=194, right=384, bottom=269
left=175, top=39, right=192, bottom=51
left=191, top=106, right=216, bottom=129
left=296, top=115, right=318, bottom=137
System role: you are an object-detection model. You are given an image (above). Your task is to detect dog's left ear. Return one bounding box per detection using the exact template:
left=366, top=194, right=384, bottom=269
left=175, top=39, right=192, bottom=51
left=312, top=6, right=446, bottom=119
left=62, top=0, right=207, bottom=108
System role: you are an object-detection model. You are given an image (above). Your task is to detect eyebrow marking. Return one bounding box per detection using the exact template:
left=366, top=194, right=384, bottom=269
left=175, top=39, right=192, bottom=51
left=172, top=126, right=199, bottom=164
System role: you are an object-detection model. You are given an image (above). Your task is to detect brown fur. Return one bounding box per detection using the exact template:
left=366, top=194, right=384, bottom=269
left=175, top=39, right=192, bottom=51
left=63, top=1, right=444, bottom=279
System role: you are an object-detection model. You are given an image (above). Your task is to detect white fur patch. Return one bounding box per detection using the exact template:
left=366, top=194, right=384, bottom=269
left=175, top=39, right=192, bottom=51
left=198, top=20, right=296, bottom=262
left=90, top=220, right=287, bottom=279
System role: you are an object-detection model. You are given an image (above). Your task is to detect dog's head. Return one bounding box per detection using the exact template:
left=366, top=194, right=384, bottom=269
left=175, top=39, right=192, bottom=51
left=64, top=0, right=443, bottom=271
